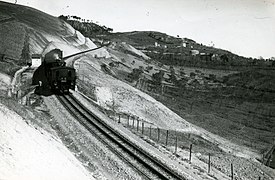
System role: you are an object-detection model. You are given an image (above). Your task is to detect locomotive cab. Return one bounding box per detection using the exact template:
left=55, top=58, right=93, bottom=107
left=49, top=66, right=76, bottom=94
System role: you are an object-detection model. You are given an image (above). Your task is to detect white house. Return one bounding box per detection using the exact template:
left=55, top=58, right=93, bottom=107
left=31, top=54, right=42, bottom=67
left=190, top=50, right=199, bottom=56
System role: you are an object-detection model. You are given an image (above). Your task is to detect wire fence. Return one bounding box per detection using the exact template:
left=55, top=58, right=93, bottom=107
left=104, top=110, right=271, bottom=180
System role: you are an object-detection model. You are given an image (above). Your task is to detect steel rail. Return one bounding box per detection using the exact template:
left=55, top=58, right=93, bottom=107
left=57, top=94, right=186, bottom=180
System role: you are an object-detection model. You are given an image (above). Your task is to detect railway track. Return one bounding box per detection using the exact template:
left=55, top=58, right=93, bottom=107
left=56, top=94, right=186, bottom=180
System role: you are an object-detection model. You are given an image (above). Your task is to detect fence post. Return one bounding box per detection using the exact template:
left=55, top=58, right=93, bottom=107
left=165, top=130, right=169, bottom=146
left=142, top=122, right=144, bottom=134
left=28, top=96, right=31, bottom=105
left=189, top=144, right=192, bottom=163
left=149, top=126, right=152, bottom=138
left=118, top=114, right=121, bottom=123
left=113, top=111, right=116, bottom=121
left=157, top=128, right=160, bottom=142
left=25, top=96, right=29, bottom=106
left=174, top=136, right=178, bottom=154
left=127, top=115, right=130, bottom=126
left=231, top=163, right=234, bottom=180
left=132, top=117, right=135, bottom=128
left=208, top=153, right=211, bottom=173
left=137, top=118, right=139, bottom=132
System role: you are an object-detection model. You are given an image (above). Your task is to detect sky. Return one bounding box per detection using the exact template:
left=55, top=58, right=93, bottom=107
left=3, top=0, right=275, bottom=58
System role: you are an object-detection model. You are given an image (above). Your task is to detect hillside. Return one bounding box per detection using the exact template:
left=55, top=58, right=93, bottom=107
left=225, top=69, right=275, bottom=93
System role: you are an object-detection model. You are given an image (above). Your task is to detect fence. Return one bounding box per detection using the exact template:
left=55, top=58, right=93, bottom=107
left=105, top=110, right=268, bottom=180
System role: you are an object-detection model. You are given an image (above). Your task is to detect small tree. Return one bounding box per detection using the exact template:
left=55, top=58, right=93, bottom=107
left=20, top=36, right=31, bottom=65
left=58, top=15, right=68, bottom=21
left=152, top=70, right=164, bottom=85
left=128, top=68, right=143, bottom=81
left=145, top=66, right=153, bottom=72
left=107, top=28, right=113, bottom=33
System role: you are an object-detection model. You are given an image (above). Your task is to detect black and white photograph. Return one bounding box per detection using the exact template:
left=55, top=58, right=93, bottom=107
left=0, top=0, right=274, bottom=179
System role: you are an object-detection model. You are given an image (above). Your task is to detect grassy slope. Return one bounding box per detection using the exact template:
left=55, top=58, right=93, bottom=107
left=161, top=67, right=275, bottom=153
left=226, top=69, right=275, bottom=93
left=0, top=1, right=65, bottom=35
left=152, top=83, right=275, bottom=154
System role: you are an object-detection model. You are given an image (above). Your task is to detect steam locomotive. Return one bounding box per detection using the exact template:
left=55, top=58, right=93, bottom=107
left=32, top=49, right=76, bottom=95
left=32, top=44, right=110, bottom=95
